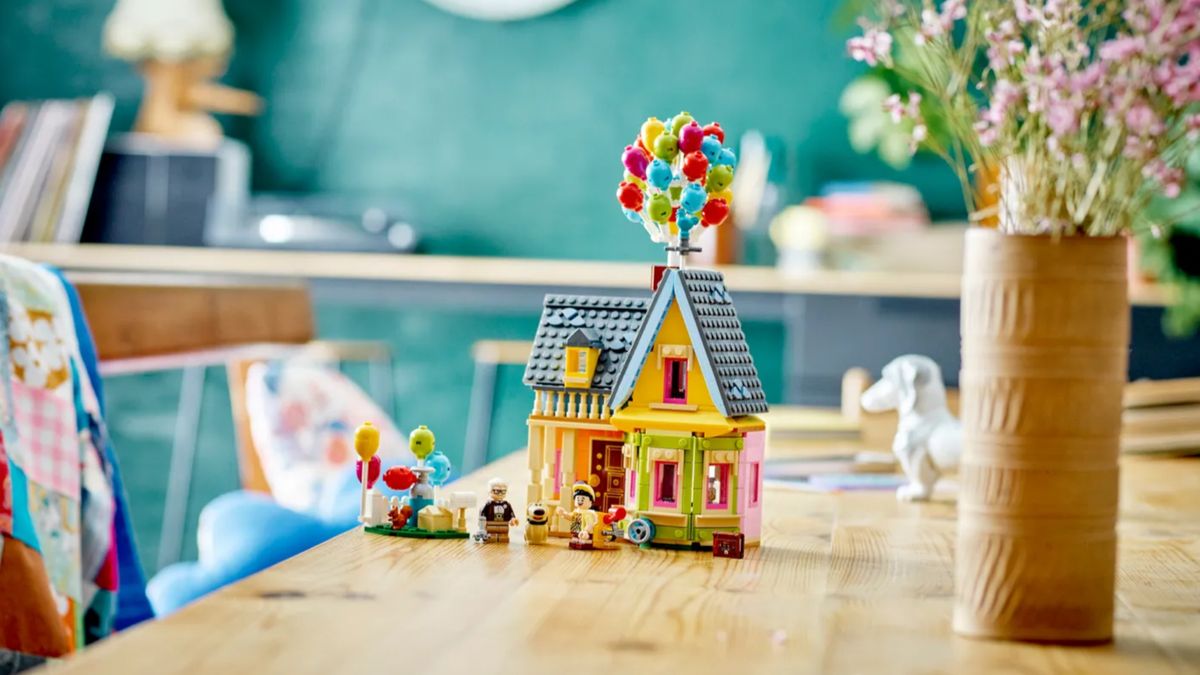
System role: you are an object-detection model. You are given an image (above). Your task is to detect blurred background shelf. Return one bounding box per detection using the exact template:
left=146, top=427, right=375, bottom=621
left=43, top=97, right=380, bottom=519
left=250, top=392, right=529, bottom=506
left=4, top=242, right=1176, bottom=305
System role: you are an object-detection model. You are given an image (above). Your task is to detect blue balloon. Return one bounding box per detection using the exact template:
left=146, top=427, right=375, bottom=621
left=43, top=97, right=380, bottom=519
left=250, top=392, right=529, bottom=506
left=623, top=207, right=643, bottom=223
left=647, top=159, right=673, bottom=190
left=700, top=136, right=722, bottom=163
left=680, top=182, right=707, bottom=214
left=677, top=211, right=699, bottom=233
left=426, top=450, right=452, bottom=487
left=716, top=148, right=738, bottom=168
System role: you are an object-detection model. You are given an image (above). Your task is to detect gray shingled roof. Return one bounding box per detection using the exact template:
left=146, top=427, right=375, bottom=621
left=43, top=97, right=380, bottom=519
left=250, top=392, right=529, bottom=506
left=676, top=269, right=769, bottom=416
left=523, top=294, right=650, bottom=393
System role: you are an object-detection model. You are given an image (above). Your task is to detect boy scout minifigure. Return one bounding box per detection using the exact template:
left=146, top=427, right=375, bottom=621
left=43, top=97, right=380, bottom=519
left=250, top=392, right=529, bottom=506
left=480, top=477, right=518, bottom=542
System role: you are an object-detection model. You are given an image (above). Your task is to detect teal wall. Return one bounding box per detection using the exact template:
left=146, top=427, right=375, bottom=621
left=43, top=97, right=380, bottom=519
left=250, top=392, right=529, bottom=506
left=0, top=0, right=953, bottom=574
left=0, top=0, right=961, bottom=260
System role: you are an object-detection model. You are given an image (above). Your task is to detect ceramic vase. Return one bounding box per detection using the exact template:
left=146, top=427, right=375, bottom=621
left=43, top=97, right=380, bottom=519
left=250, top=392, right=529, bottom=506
left=955, top=228, right=1129, bottom=643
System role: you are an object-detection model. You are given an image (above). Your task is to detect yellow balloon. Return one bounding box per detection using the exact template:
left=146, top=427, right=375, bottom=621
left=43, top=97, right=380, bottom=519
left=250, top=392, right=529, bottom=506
left=714, top=189, right=734, bottom=206
left=640, top=117, right=664, bottom=154
left=354, top=422, right=380, bottom=462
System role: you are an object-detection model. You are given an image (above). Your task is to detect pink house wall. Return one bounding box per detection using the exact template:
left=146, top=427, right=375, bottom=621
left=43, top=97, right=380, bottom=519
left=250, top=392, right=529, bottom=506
left=737, top=430, right=765, bottom=543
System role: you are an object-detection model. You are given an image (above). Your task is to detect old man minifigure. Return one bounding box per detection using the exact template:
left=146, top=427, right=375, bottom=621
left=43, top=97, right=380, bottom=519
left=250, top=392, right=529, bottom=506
left=480, top=477, right=518, bottom=542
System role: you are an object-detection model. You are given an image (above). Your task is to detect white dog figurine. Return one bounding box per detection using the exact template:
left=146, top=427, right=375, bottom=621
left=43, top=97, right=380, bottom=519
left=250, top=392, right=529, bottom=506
left=861, top=355, right=962, bottom=501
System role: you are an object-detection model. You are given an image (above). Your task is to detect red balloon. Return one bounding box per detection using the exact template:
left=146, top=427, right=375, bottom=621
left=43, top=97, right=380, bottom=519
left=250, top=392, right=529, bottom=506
left=702, top=122, right=725, bottom=143
left=382, top=465, right=417, bottom=491
left=355, top=456, right=381, bottom=488
left=670, top=206, right=678, bottom=223
left=635, top=136, right=650, bottom=154
left=681, top=152, right=708, bottom=182
left=701, top=198, right=730, bottom=226
left=603, top=506, right=627, bottom=525
left=616, top=181, right=644, bottom=210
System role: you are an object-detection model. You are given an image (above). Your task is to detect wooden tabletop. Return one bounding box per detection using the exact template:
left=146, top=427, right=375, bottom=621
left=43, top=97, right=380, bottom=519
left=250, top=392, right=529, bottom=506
left=1, top=242, right=1174, bottom=305
left=49, top=442, right=1199, bottom=675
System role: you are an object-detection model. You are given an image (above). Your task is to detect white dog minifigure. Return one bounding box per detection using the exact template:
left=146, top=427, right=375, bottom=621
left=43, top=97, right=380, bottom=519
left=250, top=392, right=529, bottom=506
left=861, top=355, right=962, bottom=501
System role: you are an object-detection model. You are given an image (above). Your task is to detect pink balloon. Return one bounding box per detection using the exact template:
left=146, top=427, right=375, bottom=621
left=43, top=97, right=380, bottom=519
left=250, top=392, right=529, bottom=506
left=679, top=122, right=704, bottom=154
left=356, top=455, right=381, bottom=489
left=622, top=145, right=649, bottom=180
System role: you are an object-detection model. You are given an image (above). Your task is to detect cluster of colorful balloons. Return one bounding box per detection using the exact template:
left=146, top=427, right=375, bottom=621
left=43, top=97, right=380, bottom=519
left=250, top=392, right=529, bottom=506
left=616, top=112, right=736, bottom=248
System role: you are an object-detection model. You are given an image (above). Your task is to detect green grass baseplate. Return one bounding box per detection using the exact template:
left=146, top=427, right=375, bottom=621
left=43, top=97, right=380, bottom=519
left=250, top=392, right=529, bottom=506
left=363, top=525, right=470, bottom=539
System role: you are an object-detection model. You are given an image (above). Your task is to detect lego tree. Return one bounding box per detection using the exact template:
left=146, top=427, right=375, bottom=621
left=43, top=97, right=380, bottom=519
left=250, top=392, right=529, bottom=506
left=616, top=112, right=737, bottom=266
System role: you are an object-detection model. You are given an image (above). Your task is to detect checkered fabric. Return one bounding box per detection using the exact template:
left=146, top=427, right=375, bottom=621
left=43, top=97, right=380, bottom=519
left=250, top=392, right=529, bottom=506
left=10, top=380, right=78, bottom=499
left=0, top=433, right=11, bottom=535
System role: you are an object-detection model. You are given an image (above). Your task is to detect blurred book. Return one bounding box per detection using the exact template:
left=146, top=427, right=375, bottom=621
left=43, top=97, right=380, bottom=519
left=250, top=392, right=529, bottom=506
left=1122, top=377, right=1200, bottom=456
left=807, top=181, right=929, bottom=236
left=0, top=94, right=114, bottom=244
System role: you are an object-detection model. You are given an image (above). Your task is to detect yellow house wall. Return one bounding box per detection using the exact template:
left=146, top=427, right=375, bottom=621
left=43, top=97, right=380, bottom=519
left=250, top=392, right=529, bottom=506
left=626, top=302, right=718, bottom=413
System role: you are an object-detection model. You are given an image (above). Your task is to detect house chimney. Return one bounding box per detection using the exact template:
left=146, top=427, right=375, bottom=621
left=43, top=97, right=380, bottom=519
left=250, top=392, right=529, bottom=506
left=652, top=264, right=668, bottom=291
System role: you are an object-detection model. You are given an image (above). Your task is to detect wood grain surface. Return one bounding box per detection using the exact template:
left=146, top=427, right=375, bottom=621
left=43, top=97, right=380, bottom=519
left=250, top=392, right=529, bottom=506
left=45, top=441, right=1200, bottom=675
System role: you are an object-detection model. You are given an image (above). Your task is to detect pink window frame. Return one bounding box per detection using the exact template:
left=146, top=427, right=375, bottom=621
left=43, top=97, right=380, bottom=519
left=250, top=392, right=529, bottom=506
left=750, top=462, right=761, bottom=506
left=629, top=469, right=637, bottom=501
left=653, top=461, right=680, bottom=507
left=706, top=463, right=731, bottom=510
left=663, top=357, right=689, bottom=404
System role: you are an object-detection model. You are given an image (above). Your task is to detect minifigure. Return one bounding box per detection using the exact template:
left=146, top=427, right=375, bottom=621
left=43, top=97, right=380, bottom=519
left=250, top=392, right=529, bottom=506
left=525, top=503, right=549, bottom=545
left=558, top=482, right=599, bottom=550
left=479, top=477, right=518, bottom=543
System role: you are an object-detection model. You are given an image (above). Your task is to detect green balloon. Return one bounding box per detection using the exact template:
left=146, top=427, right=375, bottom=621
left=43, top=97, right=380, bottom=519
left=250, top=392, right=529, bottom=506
left=653, top=133, right=679, bottom=161
left=707, top=165, right=734, bottom=193
left=647, top=193, right=672, bottom=224
left=669, top=185, right=682, bottom=201
left=671, top=112, right=694, bottom=137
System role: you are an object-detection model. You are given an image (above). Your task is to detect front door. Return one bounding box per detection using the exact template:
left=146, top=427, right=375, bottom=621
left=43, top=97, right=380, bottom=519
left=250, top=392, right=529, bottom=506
left=590, top=439, right=625, bottom=512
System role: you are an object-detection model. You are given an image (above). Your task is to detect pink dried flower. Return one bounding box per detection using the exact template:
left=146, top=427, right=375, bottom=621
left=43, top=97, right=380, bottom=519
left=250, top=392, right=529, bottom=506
left=1047, top=99, right=1080, bottom=136
left=985, top=20, right=1025, bottom=70
left=1126, top=103, right=1164, bottom=137
left=911, top=123, right=928, bottom=152
left=1144, top=159, right=1185, bottom=198
left=916, top=0, right=966, bottom=45
left=1013, top=0, right=1039, bottom=23
left=974, top=119, right=998, bottom=146
left=1071, top=63, right=1105, bottom=94
left=883, top=92, right=922, bottom=123
left=847, top=28, right=894, bottom=67
left=1124, top=135, right=1153, bottom=160
left=1187, top=113, right=1200, bottom=140
left=884, top=94, right=905, bottom=122
left=1099, top=36, right=1145, bottom=62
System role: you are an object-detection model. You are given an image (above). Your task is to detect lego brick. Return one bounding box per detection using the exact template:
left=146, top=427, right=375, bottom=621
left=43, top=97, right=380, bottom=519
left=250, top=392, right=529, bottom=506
left=695, top=515, right=741, bottom=528
left=712, top=531, right=746, bottom=559
left=363, top=526, right=469, bottom=540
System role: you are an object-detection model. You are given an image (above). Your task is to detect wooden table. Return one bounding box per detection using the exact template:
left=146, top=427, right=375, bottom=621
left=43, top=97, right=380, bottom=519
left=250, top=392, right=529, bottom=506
left=48, top=444, right=1200, bottom=674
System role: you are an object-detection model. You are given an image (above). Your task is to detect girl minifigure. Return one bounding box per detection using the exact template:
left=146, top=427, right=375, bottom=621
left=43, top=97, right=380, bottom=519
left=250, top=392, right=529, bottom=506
left=558, top=482, right=599, bottom=549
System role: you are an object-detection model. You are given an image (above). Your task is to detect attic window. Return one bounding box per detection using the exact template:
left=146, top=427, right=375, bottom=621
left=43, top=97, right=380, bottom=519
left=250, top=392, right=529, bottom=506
left=567, top=348, right=588, bottom=374
left=664, top=357, right=688, bottom=404
left=562, top=328, right=601, bottom=388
